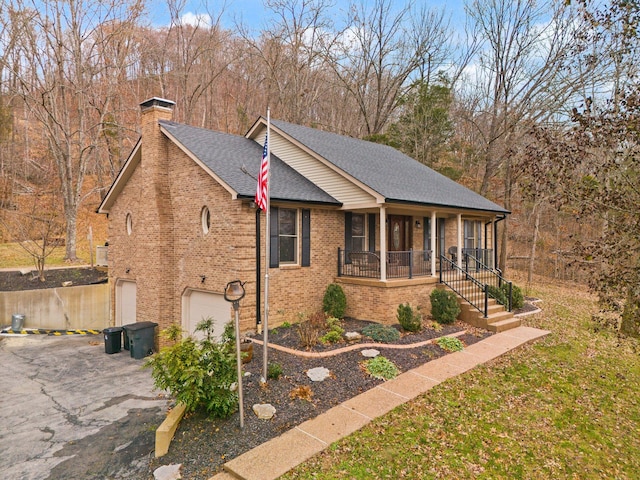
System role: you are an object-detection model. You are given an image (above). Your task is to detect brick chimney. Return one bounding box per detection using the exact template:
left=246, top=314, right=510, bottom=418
left=138, top=97, right=176, bottom=334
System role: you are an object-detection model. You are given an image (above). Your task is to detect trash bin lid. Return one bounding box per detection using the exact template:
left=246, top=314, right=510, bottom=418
left=103, top=327, right=123, bottom=333
left=122, top=321, right=158, bottom=332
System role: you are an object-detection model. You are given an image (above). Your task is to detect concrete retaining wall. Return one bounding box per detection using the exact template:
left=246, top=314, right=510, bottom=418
left=0, top=283, right=110, bottom=331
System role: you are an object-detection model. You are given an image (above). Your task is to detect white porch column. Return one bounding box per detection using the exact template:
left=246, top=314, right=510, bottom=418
left=457, top=213, right=463, bottom=265
left=379, top=206, right=387, bottom=281
left=431, top=211, right=437, bottom=277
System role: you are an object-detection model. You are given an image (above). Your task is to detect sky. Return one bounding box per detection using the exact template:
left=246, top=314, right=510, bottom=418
left=146, top=0, right=465, bottom=32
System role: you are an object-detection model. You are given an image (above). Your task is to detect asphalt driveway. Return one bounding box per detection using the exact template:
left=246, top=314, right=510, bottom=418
left=0, top=333, right=171, bottom=480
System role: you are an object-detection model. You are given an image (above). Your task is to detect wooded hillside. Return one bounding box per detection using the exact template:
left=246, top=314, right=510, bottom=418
left=0, top=0, right=637, bottom=332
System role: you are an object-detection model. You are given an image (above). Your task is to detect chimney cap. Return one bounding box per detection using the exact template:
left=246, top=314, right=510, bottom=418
left=140, top=97, right=175, bottom=111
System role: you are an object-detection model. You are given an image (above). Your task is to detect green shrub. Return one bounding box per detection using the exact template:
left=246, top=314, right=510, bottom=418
left=320, top=317, right=345, bottom=344
left=436, top=336, right=464, bottom=352
left=487, top=284, right=507, bottom=306
left=363, top=356, right=399, bottom=380
left=145, top=318, right=237, bottom=417
left=397, top=303, right=422, bottom=332
left=362, top=323, right=400, bottom=343
left=430, top=289, right=461, bottom=324
left=323, top=283, right=347, bottom=318
left=320, top=330, right=343, bottom=344
left=487, top=283, right=524, bottom=310
left=267, top=362, right=283, bottom=380
left=500, top=283, right=525, bottom=310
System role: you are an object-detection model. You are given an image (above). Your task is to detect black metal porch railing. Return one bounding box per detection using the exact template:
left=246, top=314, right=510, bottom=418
left=337, top=248, right=432, bottom=279
left=462, top=248, right=494, bottom=270
left=439, top=253, right=513, bottom=317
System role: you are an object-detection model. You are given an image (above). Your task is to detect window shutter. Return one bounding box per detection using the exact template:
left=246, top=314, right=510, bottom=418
left=302, top=209, right=310, bottom=267
left=270, top=207, right=279, bottom=268
left=423, top=216, right=430, bottom=260
left=344, top=212, right=352, bottom=264
left=368, top=213, right=376, bottom=252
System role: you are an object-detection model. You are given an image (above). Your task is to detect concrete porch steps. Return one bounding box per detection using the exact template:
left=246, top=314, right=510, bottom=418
left=449, top=281, right=521, bottom=333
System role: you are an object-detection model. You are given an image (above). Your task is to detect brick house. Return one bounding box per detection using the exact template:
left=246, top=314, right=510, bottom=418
left=98, top=98, right=510, bottom=339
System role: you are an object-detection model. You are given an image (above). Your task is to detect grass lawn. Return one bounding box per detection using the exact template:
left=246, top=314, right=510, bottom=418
left=0, top=241, right=97, bottom=269
left=283, top=278, right=640, bottom=479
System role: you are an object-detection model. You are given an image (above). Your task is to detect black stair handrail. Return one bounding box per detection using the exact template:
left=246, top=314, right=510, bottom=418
left=439, top=254, right=514, bottom=318
left=463, top=252, right=513, bottom=312
left=439, top=255, right=488, bottom=317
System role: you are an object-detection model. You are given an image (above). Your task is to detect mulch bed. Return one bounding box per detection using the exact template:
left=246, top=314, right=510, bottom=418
left=0, top=267, right=107, bottom=291
left=148, top=318, right=494, bottom=480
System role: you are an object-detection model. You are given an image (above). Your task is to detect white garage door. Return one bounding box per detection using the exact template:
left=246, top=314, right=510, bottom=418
left=182, top=290, right=230, bottom=341
left=115, top=280, right=137, bottom=326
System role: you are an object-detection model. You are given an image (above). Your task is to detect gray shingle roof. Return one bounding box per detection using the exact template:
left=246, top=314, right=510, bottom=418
left=159, top=120, right=339, bottom=205
left=271, top=119, right=509, bottom=214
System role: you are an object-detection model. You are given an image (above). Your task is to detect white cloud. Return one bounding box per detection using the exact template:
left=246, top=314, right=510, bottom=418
left=180, top=12, right=212, bottom=28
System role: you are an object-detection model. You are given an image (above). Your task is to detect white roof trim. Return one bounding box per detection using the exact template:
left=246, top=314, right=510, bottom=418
left=247, top=118, right=385, bottom=203
left=97, top=140, right=142, bottom=214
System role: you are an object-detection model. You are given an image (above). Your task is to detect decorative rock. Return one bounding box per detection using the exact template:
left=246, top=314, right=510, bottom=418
left=253, top=403, right=276, bottom=420
left=153, top=463, right=182, bottom=480
left=61, top=281, right=73, bottom=287
left=307, top=366, right=331, bottom=382
left=18, top=269, right=31, bottom=276
left=361, top=349, right=380, bottom=358
left=344, top=331, right=362, bottom=342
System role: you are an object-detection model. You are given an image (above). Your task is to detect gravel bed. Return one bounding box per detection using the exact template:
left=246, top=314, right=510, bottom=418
left=149, top=319, right=493, bottom=479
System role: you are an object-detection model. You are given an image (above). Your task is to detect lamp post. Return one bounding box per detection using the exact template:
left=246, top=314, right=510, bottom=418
left=224, top=280, right=246, bottom=428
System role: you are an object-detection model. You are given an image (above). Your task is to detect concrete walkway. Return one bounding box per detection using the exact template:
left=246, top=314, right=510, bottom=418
left=209, top=325, right=550, bottom=480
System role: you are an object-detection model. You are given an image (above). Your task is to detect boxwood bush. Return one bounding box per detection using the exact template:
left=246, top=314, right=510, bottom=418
left=323, top=283, right=347, bottom=318
left=430, top=289, right=461, bottom=324
left=397, top=303, right=422, bottom=332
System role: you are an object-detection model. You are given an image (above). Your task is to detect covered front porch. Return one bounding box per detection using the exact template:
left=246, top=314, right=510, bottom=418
left=337, top=207, right=503, bottom=281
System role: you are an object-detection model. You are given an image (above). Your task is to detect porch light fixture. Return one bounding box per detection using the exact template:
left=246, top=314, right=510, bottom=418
left=415, top=220, right=421, bottom=229
left=224, top=280, right=246, bottom=428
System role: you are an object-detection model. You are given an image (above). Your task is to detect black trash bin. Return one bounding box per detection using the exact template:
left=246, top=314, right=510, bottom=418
left=103, top=327, right=123, bottom=354
left=122, top=322, right=158, bottom=359
left=123, top=328, right=130, bottom=350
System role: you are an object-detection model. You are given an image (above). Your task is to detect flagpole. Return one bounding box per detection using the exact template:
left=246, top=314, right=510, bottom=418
left=262, top=107, right=271, bottom=383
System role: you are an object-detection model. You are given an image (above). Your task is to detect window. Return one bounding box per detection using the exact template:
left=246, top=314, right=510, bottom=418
left=464, top=220, right=482, bottom=249
left=345, top=212, right=375, bottom=257
left=126, top=213, right=132, bottom=235
left=278, top=208, right=298, bottom=264
left=201, top=206, right=211, bottom=235
left=351, top=214, right=366, bottom=251
left=270, top=207, right=311, bottom=267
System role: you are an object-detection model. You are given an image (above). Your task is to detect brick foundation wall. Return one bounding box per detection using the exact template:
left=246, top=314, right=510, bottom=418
left=337, top=277, right=438, bottom=324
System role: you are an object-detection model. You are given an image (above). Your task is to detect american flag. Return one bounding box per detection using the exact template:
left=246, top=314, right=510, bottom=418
left=255, top=133, right=268, bottom=211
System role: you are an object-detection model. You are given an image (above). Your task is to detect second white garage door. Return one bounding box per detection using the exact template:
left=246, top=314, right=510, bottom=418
left=182, top=290, right=230, bottom=340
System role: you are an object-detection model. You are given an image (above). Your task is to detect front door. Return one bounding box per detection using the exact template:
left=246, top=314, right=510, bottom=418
left=388, top=215, right=412, bottom=267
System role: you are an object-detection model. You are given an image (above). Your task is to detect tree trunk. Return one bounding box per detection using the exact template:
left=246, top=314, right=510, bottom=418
left=65, top=205, right=78, bottom=262
left=528, top=207, right=541, bottom=283
left=621, top=290, right=640, bottom=338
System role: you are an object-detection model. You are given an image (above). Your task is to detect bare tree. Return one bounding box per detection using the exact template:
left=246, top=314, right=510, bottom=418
left=459, top=0, right=596, bottom=270
left=236, top=0, right=336, bottom=126
left=0, top=188, right=64, bottom=281
left=324, top=0, right=452, bottom=136
left=8, top=0, right=145, bottom=261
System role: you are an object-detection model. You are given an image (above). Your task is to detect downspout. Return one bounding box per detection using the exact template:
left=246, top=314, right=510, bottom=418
left=255, top=207, right=261, bottom=329
left=379, top=206, right=387, bottom=281
left=493, top=215, right=507, bottom=272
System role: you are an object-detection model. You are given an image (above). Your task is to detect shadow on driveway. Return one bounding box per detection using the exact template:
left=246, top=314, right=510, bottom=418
left=0, top=334, right=170, bottom=480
